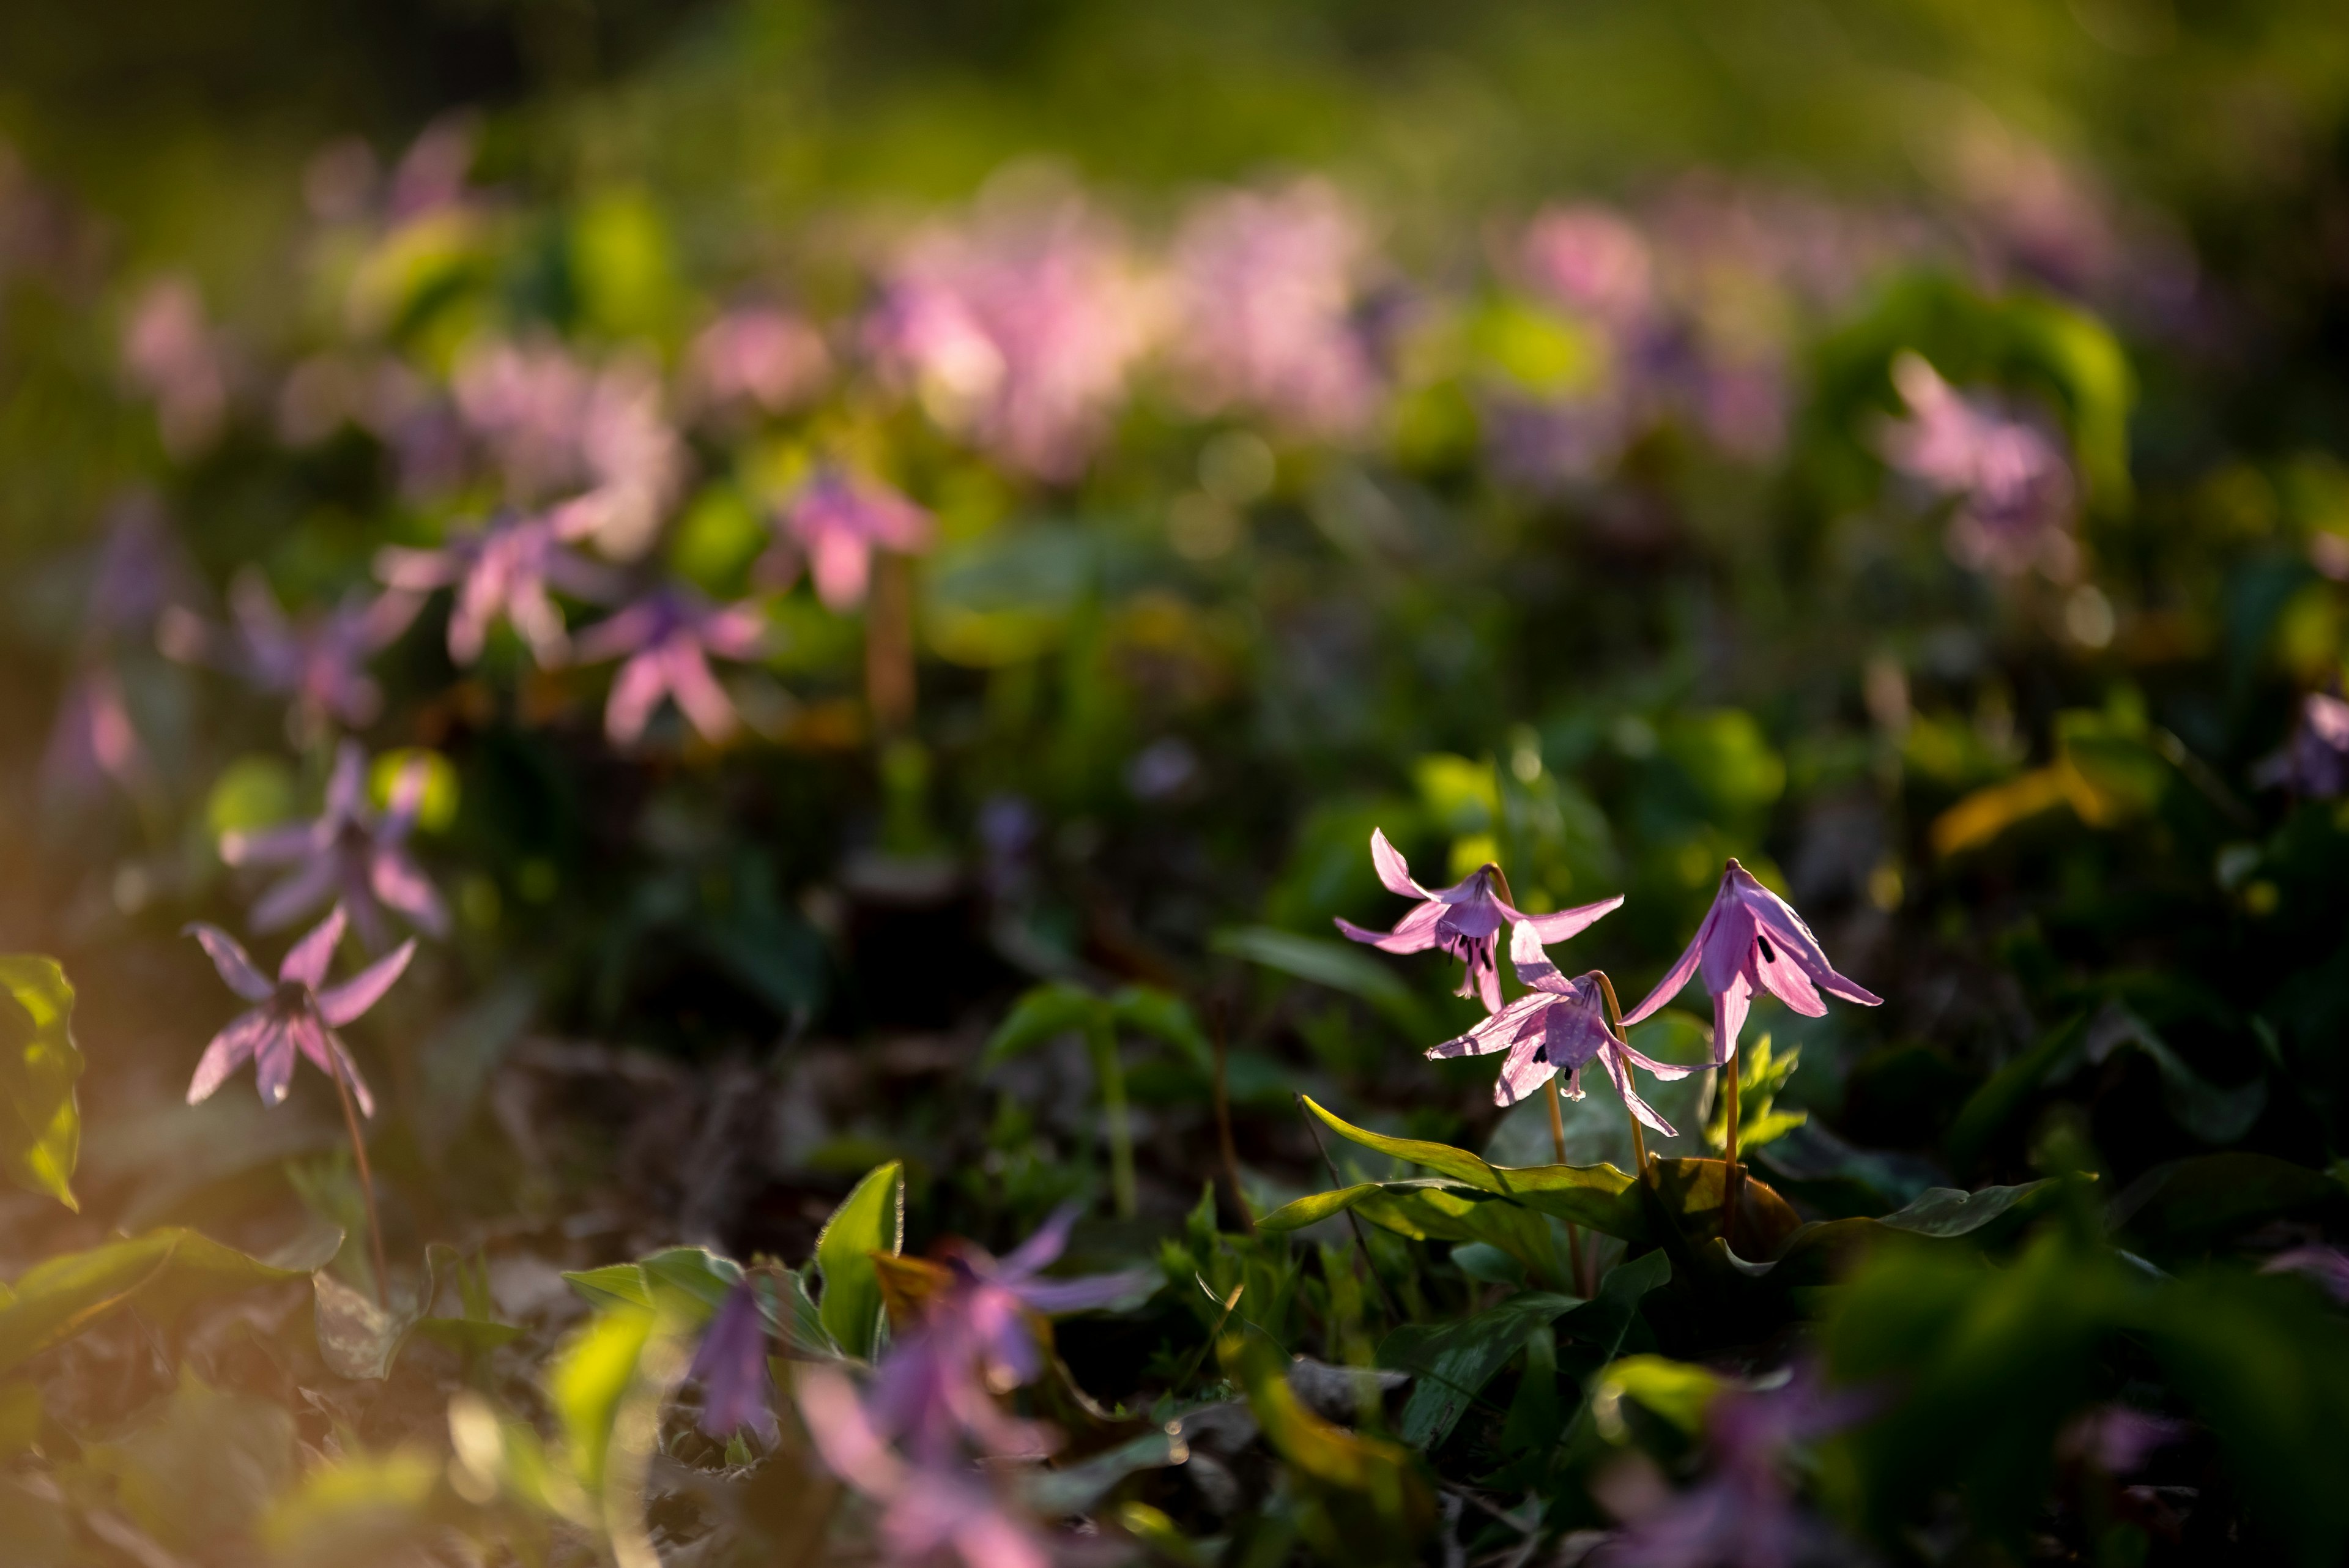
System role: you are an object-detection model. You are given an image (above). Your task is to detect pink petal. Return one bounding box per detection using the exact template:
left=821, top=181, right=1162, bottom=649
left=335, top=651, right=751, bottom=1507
left=279, top=905, right=349, bottom=989
left=1334, top=897, right=1445, bottom=954
left=1492, top=1031, right=1556, bottom=1106
left=1505, top=920, right=1573, bottom=992
left=1619, top=927, right=1704, bottom=1027
left=951, top=1505, right=1051, bottom=1568
left=798, top=1367, right=907, bottom=1498
left=995, top=1204, right=1077, bottom=1279
left=1756, top=937, right=1828, bottom=1017
left=810, top=532, right=874, bottom=610
left=187, top=1011, right=269, bottom=1103
left=373, top=544, right=462, bottom=591
left=604, top=651, right=669, bottom=745
left=249, top=856, right=341, bottom=932
left=219, top=820, right=326, bottom=868
left=325, top=741, right=367, bottom=820
left=1508, top=893, right=1624, bottom=945
left=325, top=1030, right=376, bottom=1117
left=370, top=850, right=448, bottom=937
left=317, top=938, right=415, bottom=1027
left=1367, top=827, right=1429, bottom=899
left=186, top=923, right=276, bottom=1001
left=1425, top=995, right=1542, bottom=1060
left=1603, top=1047, right=1680, bottom=1137
left=253, top=1020, right=300, bottom=1105
left=571, top=603, right=659, bottom=665
left=380, top=754, right=431, bottom=837
left=1713, top=975, right=1754, bottom=1066
left=662, top=643, right=740, bottom=742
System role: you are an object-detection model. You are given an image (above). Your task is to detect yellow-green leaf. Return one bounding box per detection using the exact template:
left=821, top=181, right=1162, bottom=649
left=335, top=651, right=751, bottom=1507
left=0, top=956, right=83, bottom=1211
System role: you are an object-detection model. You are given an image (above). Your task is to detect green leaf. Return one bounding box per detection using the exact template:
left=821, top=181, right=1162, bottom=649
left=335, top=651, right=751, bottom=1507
left=640, top=1247, right=745, bottom=1323
left=563, top=1262, right=655, bottom=1313
left=1378, top=1291, right=1582, bottom=1447
left=261, top=1446, right=447, bottom=1568
left=982, top=983, right=1104, bottom=1068
left=1298, top=1096, right=1647, bottom=1233
left=313, top=1271, right=409, bottom=1381
left=817, top=1161, right=905, bottom=1360
left=1871, top=1181, right=2060, bottom=1238
left=1108, top=985, right=1214, bottom=1073
left=1209, top=926, right=1436, bottom=1038
left=548, top=1304, right=656, bottom=1498
left=0, top=956, right=83, bottom=1211
left=0, top=1233, right=178, bottom=1377
left=1589, top=1353, right=1723, bottom=1441
left=1219, top=1328, right=1434, bottom=1564
left=85, top=1373, right=295, bottom=1554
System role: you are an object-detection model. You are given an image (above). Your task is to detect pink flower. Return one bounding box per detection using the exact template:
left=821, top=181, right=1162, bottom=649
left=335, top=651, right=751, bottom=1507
left=688, top=1280, right=778, bottom=1442
left=1880, top=352, right=2078, bottom=578
left=1429, top=922, right=1692, bottom=1124
left=375, top=508, right=618, bottom=666
left=43, top=666, right=147, bottom=797
left=1521, top=206, right=1657, bottom=330
left=451, top=337, right=594, bottom=504
left=687, top=307, right=831, bottom=417
left=184, top=905, right=412, bottom=1115
left=2253, top=693, right=2349, bottom=799
left=569, top=586, right=765, bottom=746
left=1335, top=827, right=1622, bottom=1013
left=1167, top=179, right=1382, bottom=437
left=2262, top=1244, right=2349, bottom=1304
left=159, top=570, right=421, bottom=736
left=775, top=468, right=933, bottom=610
left=122, top=275, right=231, bottom=459
left=220, top=740, right=447, bottom=948
left=1620, top=859, right=1880, bottom=1067
left=866, top=193, right=1157, bottom=481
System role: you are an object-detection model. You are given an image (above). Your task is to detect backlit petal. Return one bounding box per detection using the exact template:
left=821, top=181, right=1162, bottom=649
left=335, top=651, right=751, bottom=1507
left=279, top=905, right=349, bottom=988
left=185, top=923, right=274, bottom=1001
left=317, top=938, right=415, bottom=1027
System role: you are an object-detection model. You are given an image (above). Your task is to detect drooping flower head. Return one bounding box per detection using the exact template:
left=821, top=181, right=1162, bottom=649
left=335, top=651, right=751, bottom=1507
left=689, top=1279, right=779, bottom=1443
left=185, top=905, right=412, bottom=1115
left=1620, top=859, right=1880, bottom=1067
left=1167, top=179, right=1383, bottom=437
left=159, top=570, right=422, bottom=737
left=219, top=740, right=447, bottom=949
left=1429, top=922, right=1692, bottom=1130
left=776, top=467, right=934, bottom=611
left=1879, top=352, right=2079, bottom=579
left=569, top=585, right=765, bottom=746
left=375, top=508, right=619, bottom=666
left=2252, top=692, right=2349, bottom=799
left=1335, top=827, right=1622, bottom=1013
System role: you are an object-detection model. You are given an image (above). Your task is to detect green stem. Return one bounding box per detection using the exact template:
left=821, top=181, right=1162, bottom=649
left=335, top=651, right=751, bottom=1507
left=1592, top=971, right=1652, bottom=1183
left=1089, top=1020, right=1137, bottom=1219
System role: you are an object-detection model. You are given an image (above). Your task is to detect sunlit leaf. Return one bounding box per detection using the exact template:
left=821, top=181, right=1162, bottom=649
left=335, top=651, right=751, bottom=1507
left=0, top=956, right=82, bottom=1211
left=816, top=1161, right=904, bottom=1360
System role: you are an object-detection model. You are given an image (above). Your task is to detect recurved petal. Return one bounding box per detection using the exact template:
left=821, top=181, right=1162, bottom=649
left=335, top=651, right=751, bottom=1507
left=317, top=938, right=415, bottom=1027
left=1713, top=975, right=1754, bottom=1066
left=248, top=856, right=341, bottom=933
left=1755, top=937, right=1828, bottom=1016
left=187, top=1010, right=268, bottom=1103
left=370, top=850, right=448, bottom=938
left=1367, top=827, right=1429, bottom=899
left=1425, top=995, right=1541, bottom=1058
left=994, top=1203, right=1078, bottom=1280
left=279, top=904, right=349, bottom=988
left=1334, top=896, right=1444, bottom=953
left=1016, top=1266, right=1156, bottom=1315
left=185, top=923, right=275, bottom=1001
left=1505, top=920, right=1574, bottom=992
left=603, top=651, right=670, bottom=745
left=1507, top=893, right=1625, bottom=945
left=798, top=1365, right=908, bottom=1498
left=662, top=643, right=740, bottom=743
left=1619, top=928, right=1704, bottom=1027
left=1602, top=1048, right=1680, bottom=1137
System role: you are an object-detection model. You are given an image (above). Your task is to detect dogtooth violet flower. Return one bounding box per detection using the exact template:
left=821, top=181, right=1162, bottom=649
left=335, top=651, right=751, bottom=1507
left=374, top=507, right=618, bottom=667
left=2252, top=691, right=2349, bottom=798
left=799, top=1364, right=1055, bottom=1568
left=689, top=1279, right=779, bottom=1442
left=185, top=904, right=412, bottom=1115
left=219, top=740, right=447, bottom=947
left=159, top=568, right=421, bottom=735
left=1879, top=351, right=2079, bottom=579
left=568, top=585, right=765, bottom=746
left=1335, top=827, right=1622, bottom=1013
left=1620, top=858, right=1880, bottom=1066
left=1429, top=921, right=1692, bottom=1129
left=774, top=467, right=934, bottom=611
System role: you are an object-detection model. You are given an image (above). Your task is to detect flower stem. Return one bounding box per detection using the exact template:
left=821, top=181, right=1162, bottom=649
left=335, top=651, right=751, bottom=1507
left=1543, top=1077, right=1589, bottom=1292
left=1592, top=971, right=1652, bottom=1182
left=866, top=552, right=916, bottom=737
left=1088, top=1021, right=1137, bottom=1220
left=1723, top=1052, right=1744, bottom=1217
left=327, top=1046, right=389, bottom=1308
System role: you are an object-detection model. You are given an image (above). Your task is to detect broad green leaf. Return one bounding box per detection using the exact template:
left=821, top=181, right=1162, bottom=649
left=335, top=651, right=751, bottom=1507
left=1589, top=1353, right=1723, bottom=1441
left=639, top=1247, right=744, bottom=1323
left=1025, top=1424, right=1191, bottom=1516
left=0, top=956, right=83, bottom=1211
left=1299, top=1098, right=1652, bottom=1235
left=86, top=1373, right=295, bottom=1553
left=1378, top=1291, right=1582, bottom=1447
left=1560, top=1249, right=1672, bottom=1375
left=548, top=1304, right=656, bottom=1496
left=314, top=1271, right=407, bottom=1381
left=0, top=1232, right=179, bottom=1377
left=1108, top=985, right=1214, bottom=1072
left=817, top=1161, right=905, bottom=1360
left=1946, top=1011, right=2091, bottom=1173
left=1211, top=927, right=1434, bottom=1038
left=982, top=983, right=1102, bottom=1067
left=0, top=1378, right=40, bottom=1457
left=759, top=1265, right=837, bottom=1358
left=1872, top=1181, right=2060, bottom=1238
left=135, top=1226, right=324, bottom=1327
left=563, top=1262, right=654, bottom=1313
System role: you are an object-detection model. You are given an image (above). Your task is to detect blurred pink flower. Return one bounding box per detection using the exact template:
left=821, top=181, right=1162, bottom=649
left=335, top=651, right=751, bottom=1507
left=386, top=113, right=479, bottom=225
left=452, top=337, right=594, bottom=503
left=1621, top=858, right=1880, bottom=1067
left=2252, top=693, right=2349, bottom=799
left=689, top=1279, right=778, bottom=1442
left=159, top=570, right=422, bottom=736
left=2262, top=1243, right=2349, bottom=1303
left=376, top=508, right=618, bottom=666
left=453, top=341, right=685, bottom=559
left=42, top=666, right=147, bottom=798
left=1880, top=352, right=2079, bottom=579
left=1168, top=179, right=1382, bottom=436
left=220, top=740, right=447, bottom=949
left=774, top=467, right=933, bottom=610
left=184, top=904, right=412, bottom=1115
left=1522, top=206, right=1657, bottom=330
left=866, top=193, right=1157, bottom=481
left=1335, top=827, right=1620, bottom=1013
left=122, top=275, right=230, bottom=458
left=570, top=586, right=765, bottom=746
left=688, top=306, right=831, bottom=416
left=1430, top=922, right=1692, bottom=1121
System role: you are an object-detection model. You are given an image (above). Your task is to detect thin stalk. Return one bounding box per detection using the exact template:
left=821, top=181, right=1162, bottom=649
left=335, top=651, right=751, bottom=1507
left=1295, top=1095, right=1405, bottom=1323
left=1723, top=1049, right=1744, bottom=1217
left=1544, top=1077, right=1589, bottom=1295
left=866, top=552, right=916, bottom=738
left=1592, top=971, right=1652, bottom=1181
left=1211, top=1008, right=1254, bottom=1235
left=327, top=1043, right=389, bottom=1307
left=1089, top=1022, right=1137, bottom=1220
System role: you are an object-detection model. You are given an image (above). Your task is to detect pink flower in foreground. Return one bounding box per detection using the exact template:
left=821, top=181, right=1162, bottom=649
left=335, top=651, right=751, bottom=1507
left=1335, top=827, right=1622, bottom=1013
left=776, top=468, right=933, bottom=610
left=375, top=509, right=618, bottom=666
left=1430, top=921, right=1692, bottom=1124
left=799, top=1365, right=1053, bottom=1568
left=1167, top=179, right=1382, bottom=436
left=1880, top=352, right=2078, bottom=578
left=689, top=1280, right=778, bottom=1442
left=569, top=586, right=765, bottom=745
left=1620, top=859, right=1879, bottom=1067
left=2252, top=693, right=2349, bottom=799
left=866, top=194, right=1158, bottom=481
left=220, top=740, right=447, bottom=948
left=159, top=570, right=421, bottom=736
left=184, top=905, right=412, bottom=1115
